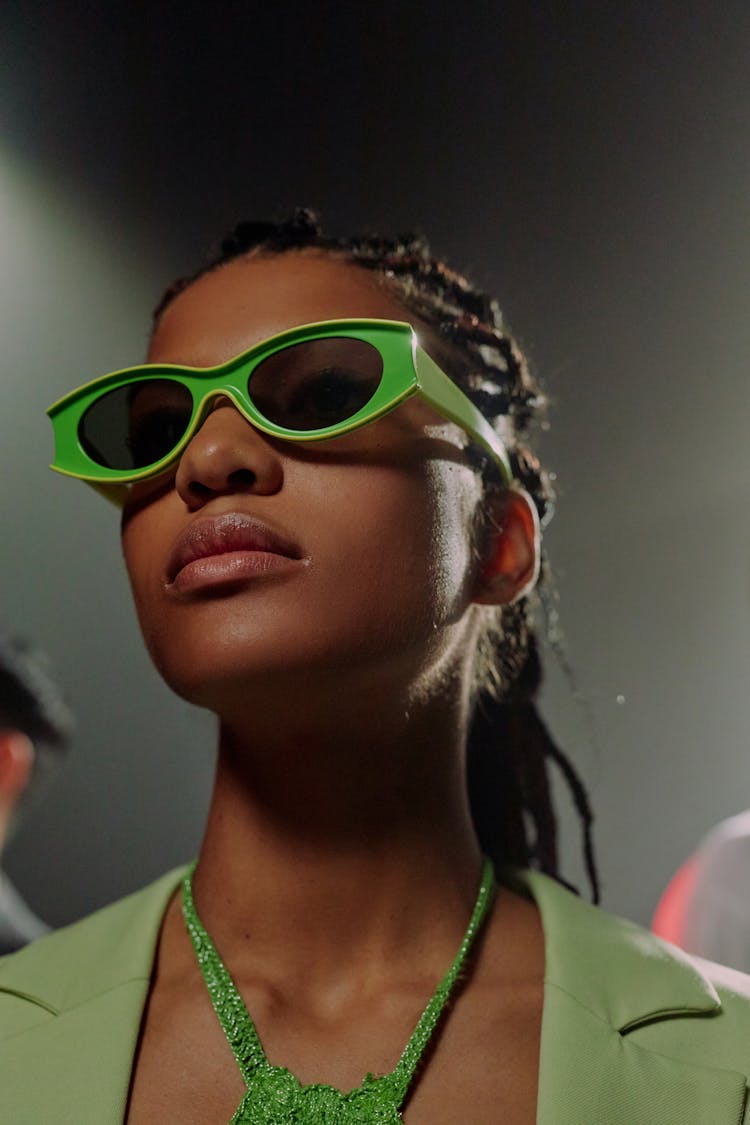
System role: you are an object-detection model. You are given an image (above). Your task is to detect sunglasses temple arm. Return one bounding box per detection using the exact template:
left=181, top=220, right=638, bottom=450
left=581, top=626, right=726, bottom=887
left=413, top=348, right=513, bottom=483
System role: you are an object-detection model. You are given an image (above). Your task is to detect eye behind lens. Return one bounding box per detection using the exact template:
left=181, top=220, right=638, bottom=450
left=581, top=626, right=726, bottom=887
left=79, top=379, right=193, bottom=470
left=248, top=338, right=383, bottom=431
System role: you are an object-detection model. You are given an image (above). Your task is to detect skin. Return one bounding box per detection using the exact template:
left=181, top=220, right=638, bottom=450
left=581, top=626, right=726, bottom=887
left=123, top=252, right=544, bottom=1124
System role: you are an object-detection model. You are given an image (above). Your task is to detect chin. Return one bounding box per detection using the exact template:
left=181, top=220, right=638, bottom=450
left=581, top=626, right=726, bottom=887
left=133, top=591, right=442, bottom=718
left=139, top=621, right=327, bottom=717
left=146, top=638, right=284, bottom=709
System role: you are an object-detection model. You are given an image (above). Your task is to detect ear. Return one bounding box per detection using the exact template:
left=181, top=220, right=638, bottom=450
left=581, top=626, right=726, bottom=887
left=0, top=731, right=35, bottom=805
left=472, top=488, right=541, bottom=606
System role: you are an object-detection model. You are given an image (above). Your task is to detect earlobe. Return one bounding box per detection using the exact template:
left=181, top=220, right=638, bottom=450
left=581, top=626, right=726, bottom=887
left=473, top=488, right=541, bottom=606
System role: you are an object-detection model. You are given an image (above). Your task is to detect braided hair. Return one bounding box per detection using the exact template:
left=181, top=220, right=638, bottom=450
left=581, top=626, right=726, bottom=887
left=154, top=208, right=600, bottom=902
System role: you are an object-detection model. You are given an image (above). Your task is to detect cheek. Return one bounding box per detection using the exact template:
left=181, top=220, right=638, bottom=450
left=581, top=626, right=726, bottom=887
left=116, top=458, right=483, bottom=702
left=121, top=515, right=155, bottom=599
left=426, top=463, right=483, bottom=610
left=120, top=511, right=171, bottom=652
left=310, top=459, right=481, bottom=637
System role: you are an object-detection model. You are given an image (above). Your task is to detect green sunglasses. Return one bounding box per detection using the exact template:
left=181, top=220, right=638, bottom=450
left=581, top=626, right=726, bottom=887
left=47, top=318, right=511, bottom=506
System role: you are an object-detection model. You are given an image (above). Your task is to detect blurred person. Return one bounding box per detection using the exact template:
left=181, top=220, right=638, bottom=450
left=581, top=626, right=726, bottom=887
left=651, top=853, right=700, bottom=947
left=653, top=813, right=750, bottom=972
left=0, top=633, right=71, bottom=953
left=3, top=211, right=750, bottom=1123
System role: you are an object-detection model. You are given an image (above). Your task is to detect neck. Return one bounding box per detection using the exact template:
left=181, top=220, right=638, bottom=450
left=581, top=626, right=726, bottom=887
left=191, top=685, right=483, bottom=977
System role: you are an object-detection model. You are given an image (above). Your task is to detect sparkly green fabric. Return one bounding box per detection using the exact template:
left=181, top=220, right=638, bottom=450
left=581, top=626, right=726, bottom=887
left=182, top=858, right=495, bottom=1124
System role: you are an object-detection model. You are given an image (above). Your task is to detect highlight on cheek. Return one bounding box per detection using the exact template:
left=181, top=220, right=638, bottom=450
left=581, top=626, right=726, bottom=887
left=423, top=460, right=483, bottom=612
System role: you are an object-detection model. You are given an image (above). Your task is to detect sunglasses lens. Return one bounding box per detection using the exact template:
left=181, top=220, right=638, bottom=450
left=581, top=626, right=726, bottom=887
left=79, top=379, right=193, bottom=470
left=248, top=338, right=383, bottom=431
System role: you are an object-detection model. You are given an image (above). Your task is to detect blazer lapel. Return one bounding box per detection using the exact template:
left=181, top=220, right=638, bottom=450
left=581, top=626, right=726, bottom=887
left=3, top=865, right=749, bottom=1123
left=0, top=866, right=186, bottom=1124
left=0, top=978, right=152, bottom=1124
left=537, top=976, right=747, bottom=1125
left=516, top=871, right=749, bottom=1125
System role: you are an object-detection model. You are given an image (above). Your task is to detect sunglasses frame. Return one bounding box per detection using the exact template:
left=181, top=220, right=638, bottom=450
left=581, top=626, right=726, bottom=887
left=47, top=318, right=512, bottom=506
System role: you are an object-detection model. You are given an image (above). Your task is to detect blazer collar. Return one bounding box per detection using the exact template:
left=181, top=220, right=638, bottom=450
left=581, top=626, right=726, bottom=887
left=0, top=865, right=187, bottom=1013
left=1, top=866, right=747, bottom=1125
left=0, top=866, right=187, bottom=1124
left=3, top=865, right=719, bottom=1029
left=515, top=871, right=748, bottom=1125
left=516, top=870, right=720, bottom=1030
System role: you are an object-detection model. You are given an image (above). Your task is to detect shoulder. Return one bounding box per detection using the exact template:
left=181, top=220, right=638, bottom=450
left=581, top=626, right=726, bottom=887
left=0, top=865, right=186, bottom=1032
left=0, top=868, right=187, bottom=1122
left=512, top=869, right=750, bottom=1070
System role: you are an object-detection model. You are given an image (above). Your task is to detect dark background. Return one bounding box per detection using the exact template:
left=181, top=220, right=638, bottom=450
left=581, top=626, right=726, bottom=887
left=2, top=1, right=749, bottom=926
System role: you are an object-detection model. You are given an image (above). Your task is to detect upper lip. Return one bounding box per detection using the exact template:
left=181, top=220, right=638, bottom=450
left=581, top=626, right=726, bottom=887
left=167, top=512, right=302, bottom=582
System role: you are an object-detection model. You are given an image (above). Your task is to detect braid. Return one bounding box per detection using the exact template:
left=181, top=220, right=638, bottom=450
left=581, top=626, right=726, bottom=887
left=154, top=207, right=600, bottom=902
left=474, top=633, right=600, bottom=904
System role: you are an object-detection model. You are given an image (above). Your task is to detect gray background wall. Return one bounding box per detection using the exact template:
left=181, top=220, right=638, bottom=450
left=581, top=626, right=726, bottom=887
left=2, top=1, right=749, bottom=927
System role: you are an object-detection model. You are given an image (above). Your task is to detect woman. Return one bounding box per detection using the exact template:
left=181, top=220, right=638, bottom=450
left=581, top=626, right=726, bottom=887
left=2, top=211, right=750, bottom=1124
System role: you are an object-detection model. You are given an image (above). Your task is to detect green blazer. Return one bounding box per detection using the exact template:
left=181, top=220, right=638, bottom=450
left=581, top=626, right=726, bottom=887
left=2, top=866, right=750, bottom=1123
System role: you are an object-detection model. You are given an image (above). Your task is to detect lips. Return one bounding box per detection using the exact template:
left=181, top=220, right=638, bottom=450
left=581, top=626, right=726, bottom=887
left=167, top=512, right=303, bottom=586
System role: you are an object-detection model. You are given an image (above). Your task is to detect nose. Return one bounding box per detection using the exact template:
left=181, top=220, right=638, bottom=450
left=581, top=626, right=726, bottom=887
left=174, top=398, right=284, bottom=509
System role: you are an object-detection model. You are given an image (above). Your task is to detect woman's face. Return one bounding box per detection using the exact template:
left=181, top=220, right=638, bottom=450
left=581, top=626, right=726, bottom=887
left=121, top=253, right=499, bottom=714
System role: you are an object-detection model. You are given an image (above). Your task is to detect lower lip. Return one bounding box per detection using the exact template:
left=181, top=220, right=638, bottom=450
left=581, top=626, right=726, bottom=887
left=169, top=550, right=303, bottom=594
